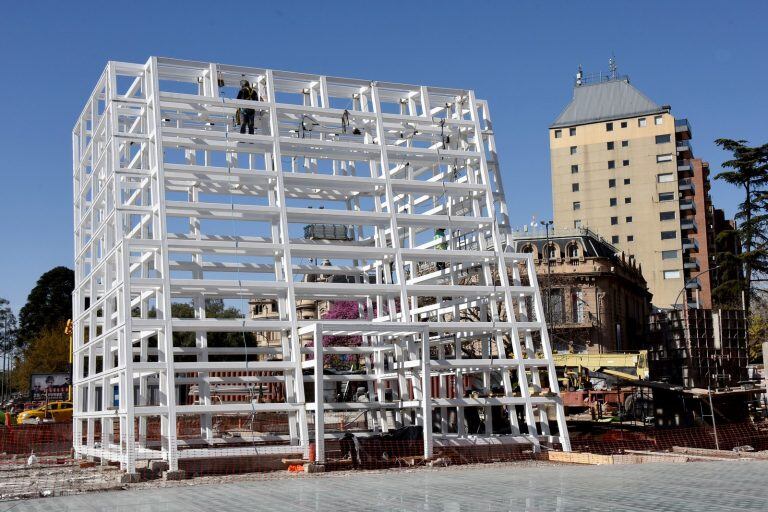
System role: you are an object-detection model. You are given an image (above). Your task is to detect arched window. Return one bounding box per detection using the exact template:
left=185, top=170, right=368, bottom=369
left=567, top=243, right=580, bottom=259
left=546, top=243, right=559, bottom=261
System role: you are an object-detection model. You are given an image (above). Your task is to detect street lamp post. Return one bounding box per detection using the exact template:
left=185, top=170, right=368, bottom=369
left=673, top=265, right=721, bottom=311
left=673, top=265, right=722, bottom=379
left=543, top=221, right=554, bottom=327
left=672, top=265, right=722, bottom=446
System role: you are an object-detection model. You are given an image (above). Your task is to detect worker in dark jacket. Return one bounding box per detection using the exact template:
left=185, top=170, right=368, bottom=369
left=237, top=80, right=258, bottom=134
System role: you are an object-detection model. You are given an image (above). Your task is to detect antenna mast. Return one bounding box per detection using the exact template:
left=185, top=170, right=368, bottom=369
left=609, top=54, right=618, bottom=80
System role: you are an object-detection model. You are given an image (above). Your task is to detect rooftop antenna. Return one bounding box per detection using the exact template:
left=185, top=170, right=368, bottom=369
left=608, top=54, right=618, bottom=80
left=575, top=64, right=583, bottom=86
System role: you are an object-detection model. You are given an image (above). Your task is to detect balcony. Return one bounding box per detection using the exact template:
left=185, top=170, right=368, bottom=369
left=675, top=118, right=692, bottom=140
left=684, top=258, right=700, bottom=270
left=680, top=219, right=698, bottom=232
left=678, top=178, right=695, bottom=193
left=682, top=238, right=699, bottom=251
left=685, top=278, right=701, bottom=290
left=677, top=159, right=693, bottom=174
left=679, top=199, right=696, bottom=212
left=676, top=140, right=693, bottom=157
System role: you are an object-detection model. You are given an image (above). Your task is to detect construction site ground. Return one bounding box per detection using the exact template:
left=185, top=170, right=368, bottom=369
left=1, top=458, right=766, bottom=511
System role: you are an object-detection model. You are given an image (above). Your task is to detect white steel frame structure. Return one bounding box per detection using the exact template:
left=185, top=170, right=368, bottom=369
left=72, top=57, right=570, bottom=474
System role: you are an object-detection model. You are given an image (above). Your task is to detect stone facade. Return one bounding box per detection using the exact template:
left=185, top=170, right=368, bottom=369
left=510, top=228, right=651, bottom=354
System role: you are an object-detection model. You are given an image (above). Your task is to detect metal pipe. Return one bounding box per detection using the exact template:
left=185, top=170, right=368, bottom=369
left=708, top=385, right=719, bottom=450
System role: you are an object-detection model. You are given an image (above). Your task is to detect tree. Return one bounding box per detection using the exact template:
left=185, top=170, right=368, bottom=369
left=713, top=140, right=768, bottom=312
left=319, top=301, right=363, bottom=368
left=166, top=299, right=255, bottom=352
left=748, top=303, right=768, bottom=362
left=0, top=298, right=18, bottom=397
left=12, top=322, right=70, bottom=392
left=17, top=267, right=75, bottom=348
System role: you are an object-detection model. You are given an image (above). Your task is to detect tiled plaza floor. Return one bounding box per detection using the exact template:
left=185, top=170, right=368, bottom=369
left=2, top=460, right=767, bottom=511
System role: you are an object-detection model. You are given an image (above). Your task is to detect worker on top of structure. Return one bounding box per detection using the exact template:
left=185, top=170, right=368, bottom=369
left=236, top=79, right=258, bottom=134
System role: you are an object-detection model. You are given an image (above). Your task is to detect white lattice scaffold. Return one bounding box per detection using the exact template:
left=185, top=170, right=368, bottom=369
left=71, top=57, right=570, bottom=474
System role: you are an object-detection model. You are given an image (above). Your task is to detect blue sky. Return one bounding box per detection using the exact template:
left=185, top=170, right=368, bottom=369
left=1, top=1, right=766, bottom=313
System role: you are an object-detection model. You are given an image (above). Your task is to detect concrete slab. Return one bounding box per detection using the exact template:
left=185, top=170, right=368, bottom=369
left=2, top=460, right=767, bottom=511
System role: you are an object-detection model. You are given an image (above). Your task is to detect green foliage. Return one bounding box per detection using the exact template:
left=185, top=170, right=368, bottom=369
left=169, top=299, right=257, bottom=355
left=12, top=321, right=69, bottom=392
left=747, top=300, right=768, bottom=362
left=17, top=267, right=74, bottom=348
left=0, top=298, right=16, bottom=354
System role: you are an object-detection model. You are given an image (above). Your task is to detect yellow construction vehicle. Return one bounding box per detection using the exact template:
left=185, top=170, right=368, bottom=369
left=554, top=350, right=649, bottom=382
left=553, top=350, right=649, bottom=415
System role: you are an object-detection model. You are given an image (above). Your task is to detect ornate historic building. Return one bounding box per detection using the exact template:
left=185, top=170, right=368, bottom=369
left=510, top=228, right=651, bottom=354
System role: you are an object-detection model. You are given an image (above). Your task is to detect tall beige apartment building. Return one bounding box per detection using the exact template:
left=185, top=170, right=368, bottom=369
left=549, top=71, right=719, bottom=309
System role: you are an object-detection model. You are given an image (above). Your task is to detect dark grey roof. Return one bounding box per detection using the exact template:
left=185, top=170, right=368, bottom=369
left=551, top=79, right=665, bottom=128
left=510, top=228, right=618, bottom=259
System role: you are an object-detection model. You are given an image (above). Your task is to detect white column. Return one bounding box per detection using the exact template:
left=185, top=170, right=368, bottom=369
left=420, top=330, right=433, bottom=459
left=313, top=324, right=325, bottom=463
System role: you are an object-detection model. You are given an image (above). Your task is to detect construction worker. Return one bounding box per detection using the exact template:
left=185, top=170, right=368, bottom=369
left=237, top=79, right=258, bottom=134
left=434, top=228, right=447, bottom=271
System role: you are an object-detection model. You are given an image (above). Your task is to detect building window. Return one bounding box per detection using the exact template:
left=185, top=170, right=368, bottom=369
left=627, top=235, right=634, bottom=242
left=624, top=197, right=632, bottom=204
left=607, top=141, right=615, bottom=150
left=571, top=164, right=579, bottom=174
left=610, top=197, right=617, bottom=207
left=620, top=121, right=628, bottom=128
left=660, top=211, right=676, bottom=221
left=657, top=173, right=674, bottom=183
left=662, top=250, right=678, bottom=260
left=621, top=140, right=629, bottom=147
left=611, top=216, right=618, bottom=225
left=570, top=146, right=577, bottom=155
left=567, top=244, right=579, bottom=259
left=554, top=129, right=562, bottom=138
left=573, top=201, right=581, bottom=210
left=547, top=244, right=558, bottom=260
left=611, top=235, right=620, bottom=244
left=626, top=216, right=633, bottom=223
left=654, top=115, right=663, bottom=125
left=663, top=270, right=681, bottom=279
left=661, top=231, right=677, bottom=240
left=657, top=154, right=674, bottom=163
left=659, top=191, right=675, bottom=201
left=624, top=178, right=631, bottom=185
left=572, top=183, right=579, bottom=192
left=655, top=134, right=671, bottom=144
left=569, top=127, right=576, bottom=136
left=573, top=220, right=582, bottom=228
left=609, top=178, right=616, bottom=188
left=606, top=122, right=614, bottom=131
left=572, top=290, right=585, bottom=323
left=608, top=160, right=615, bottom=169
left=638, top=118, right=647, bottom=127
left=544, top=289, right=565, bottom=323
left=622, top=159, right=630, bottom=167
